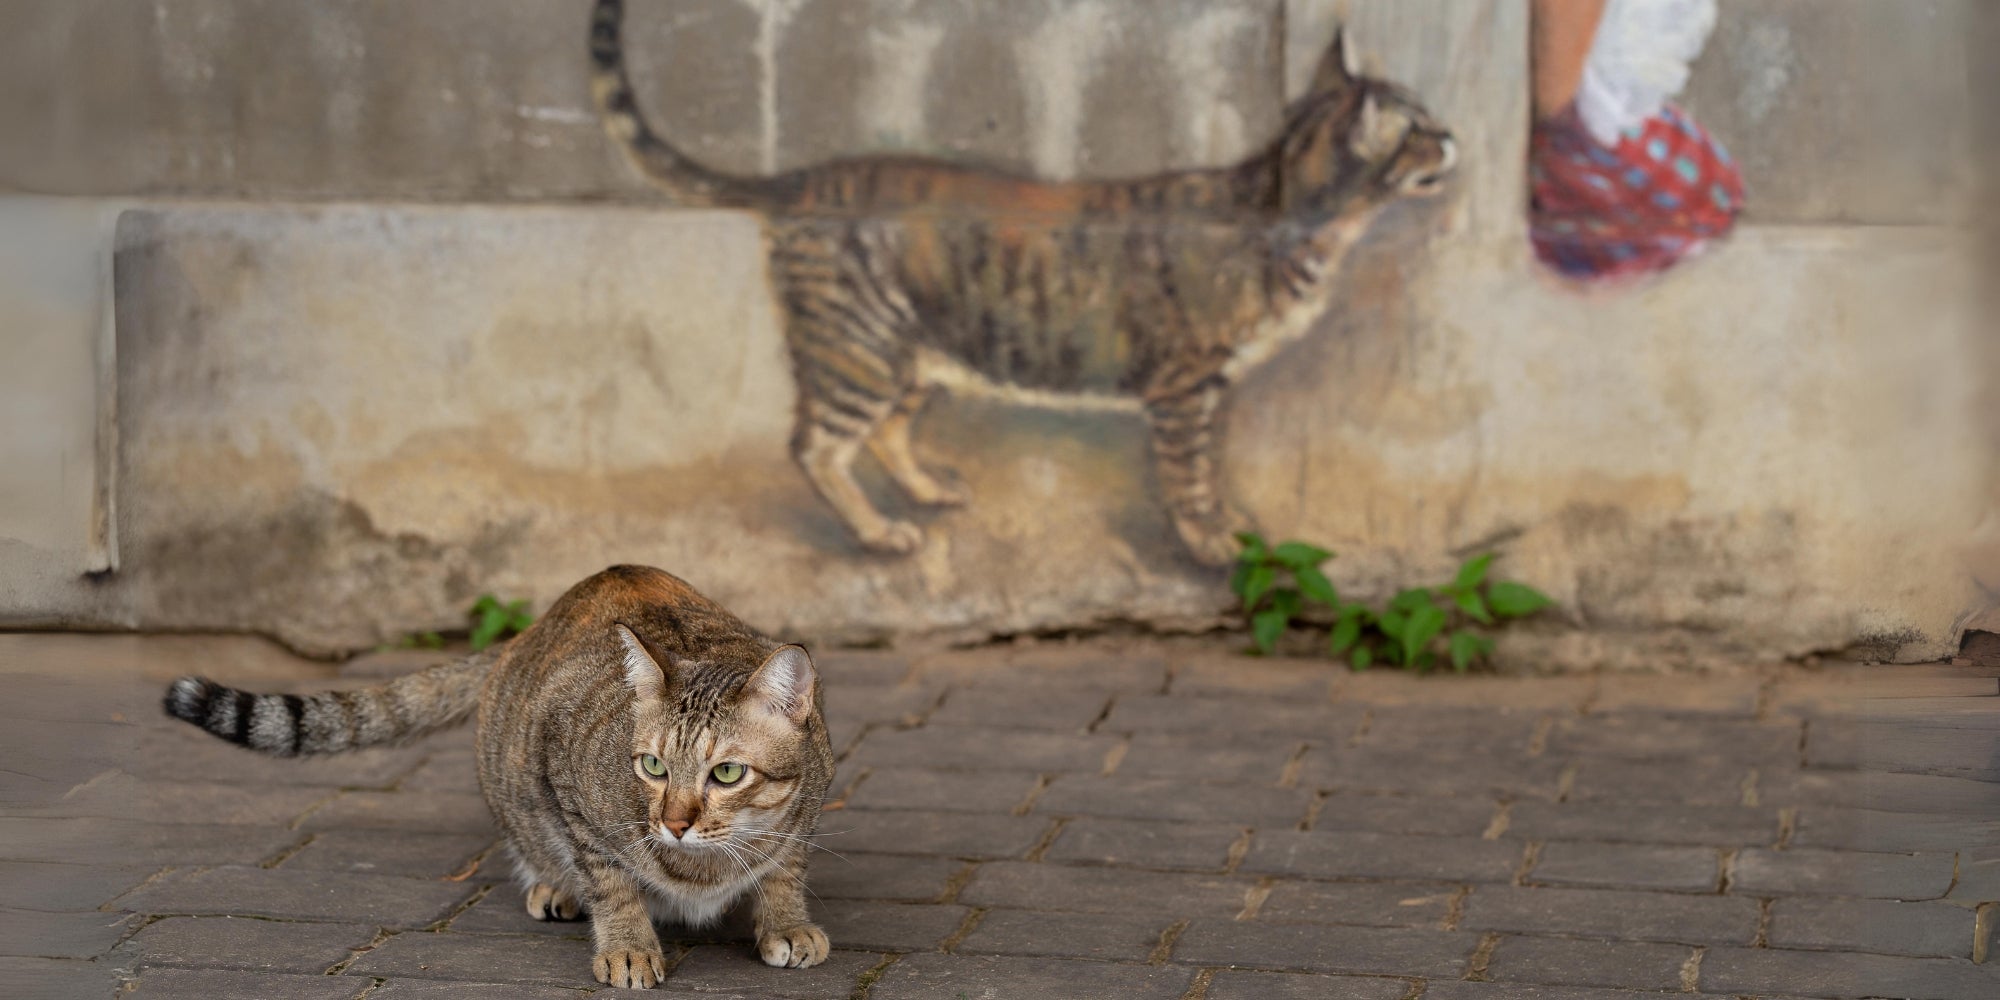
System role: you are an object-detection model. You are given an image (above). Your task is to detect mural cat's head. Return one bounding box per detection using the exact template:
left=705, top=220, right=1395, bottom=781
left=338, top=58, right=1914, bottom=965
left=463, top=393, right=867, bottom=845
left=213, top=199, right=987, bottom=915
left=1277, top=29, right=1457, bottom=220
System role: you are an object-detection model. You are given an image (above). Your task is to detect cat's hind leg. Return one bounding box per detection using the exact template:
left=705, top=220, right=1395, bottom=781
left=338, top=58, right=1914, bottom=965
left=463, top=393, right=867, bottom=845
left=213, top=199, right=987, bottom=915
left=867, top=385, right=967, bottom=507
left=1146, top=381, right=1254, bottom=566
left=793, top=410, right=923, bottom=555
left=526, top=882, right=585, bottom=921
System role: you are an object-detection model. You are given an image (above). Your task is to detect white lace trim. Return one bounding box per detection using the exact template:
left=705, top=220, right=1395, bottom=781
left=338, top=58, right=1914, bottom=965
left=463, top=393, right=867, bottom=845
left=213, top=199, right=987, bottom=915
left=1575, top=0, right=1718, bottom=145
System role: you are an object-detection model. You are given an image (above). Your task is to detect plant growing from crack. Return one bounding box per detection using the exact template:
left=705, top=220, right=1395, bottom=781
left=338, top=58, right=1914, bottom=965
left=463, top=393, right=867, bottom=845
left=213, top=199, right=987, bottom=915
left=468, top=593, right=535, bottom=651
left=1230, top=533, right=1553, bottom=671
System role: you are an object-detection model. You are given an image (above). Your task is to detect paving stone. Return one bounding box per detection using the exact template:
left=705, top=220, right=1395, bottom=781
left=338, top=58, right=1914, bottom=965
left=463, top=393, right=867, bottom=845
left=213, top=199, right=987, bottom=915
left=1301, top=748, right=1570, bottom=800
left=1947, top=844, right=2000, bottom=903
left=1041, top=817, right=1243, bottom=870
left=915, top=651, right=1170, bottom=693
left=1204, top=970, right=1411, bottom=1000
left=1544, top=718, right=1801, bottom=763
left=394, top=751, right=481, bottom=793
left=956, top=908, right=1168, bottom=961
left=1353, top=705, right=1545, bottom=755
left=810, top=900, right=967, bottom=952
left=1700, top=945, right=2000, bottom=999
left=117, top=866, right=477, bottom=929
left=821, top=684, right=939, bottom=735
left=1730, top=847, right=1955, bottom=899
left=1312, top=792, right=1499, bottom=837
left=1172, top=919, right=1477, bottom=977
left=840, top=767, right=1038, bottom=814
left=1100, top=694, right=1362, bottom=737
left=836, top=809, right=1047, bottom=859
left=1169, top=656, right=1340, bottom=701
left=1805, top=720, right=2000, bottom=782
left=665, top=944, right=882, bottom=997
left=929, top=685, right=1112, bottom=730
left=116, top=915, right=377, bottom=973
left=814, top=651, right=915, bottom=687
left=1567, top=758, right=1756, bottom=805
left=804, top=852, right=963, bottom=902
left=1792, top=806, right=2000, bottom=853
left=1, top=955, right=123, bottom=1000
left=364, top=980, right=589, bottom=999
left=1460, top=886, right=1759, bottom=945
left=280, top=830, right=491, bottom=880
left=1589, top=672, right=1763, bottom=717
left=344, top=931, right=594, bottom=988
left=1242, top=831, right=1523, bottom=883
left=1527, top=842, right=1719, bottom=892
left=0, top=860, right=160, bottom=911
left=1117, top=733, right=1303, bottom=783
left=0, top=907, right=138, bottom=959
left=1761, top=769, right=2000, bottom=816
left=1506, top=801, right=1779, bottom=847
left=299, top=791, right=495, bottom=834
left=20, top=772, right=334, bottom=826
left=957, top=862, right=1252, bottom=917
left=869, top=952, right=1192, bottom=1000
left=846, top=727, right=1118, bottom=773
left=1423, top=984, right=1734, bottom=1000
left=1485, top=936, right=1692, bottom=991
left=1254, top=880, right=1457, bottom=928
left=1033, top=775, right=1313, bottom=827
left=133, top=725, right=426, bottom=789
left=446, top=885, right=591, bottom=938
left=127, top=967, right=366, bottom=1000
left=1336, top=674, right=1595, bottom=711
left=0, top=817, right=301, bottom=867
left=1768, top=897, right=1976, bottom=958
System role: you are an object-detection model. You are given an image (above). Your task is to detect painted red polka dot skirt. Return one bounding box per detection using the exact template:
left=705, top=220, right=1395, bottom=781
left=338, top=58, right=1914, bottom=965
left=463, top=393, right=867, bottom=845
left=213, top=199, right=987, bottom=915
left=1529, top=103, right=1745, bottom=282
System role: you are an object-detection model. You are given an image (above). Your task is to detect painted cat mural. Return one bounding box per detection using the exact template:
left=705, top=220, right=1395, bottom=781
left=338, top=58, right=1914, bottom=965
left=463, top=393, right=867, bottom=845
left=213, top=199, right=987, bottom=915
left=589, top=0, right=1455, bottom=565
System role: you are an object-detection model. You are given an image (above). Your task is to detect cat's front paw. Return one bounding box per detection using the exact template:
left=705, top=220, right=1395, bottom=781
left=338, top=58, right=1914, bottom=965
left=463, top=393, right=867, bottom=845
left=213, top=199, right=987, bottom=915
left=859, top=519, right=923, bottom=555
left=758, top=923, right=830, bottom=968
left=594, top=948, right=666, bottom=989
left=526, top=882, right=583, bottom=921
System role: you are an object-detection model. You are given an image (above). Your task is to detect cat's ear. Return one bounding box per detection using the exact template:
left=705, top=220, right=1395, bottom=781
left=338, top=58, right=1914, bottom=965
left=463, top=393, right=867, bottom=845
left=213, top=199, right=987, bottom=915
left=1309, top=26, right=1359, bottom=96
left=1350, top=93, right=1402, bottom=160
left=744, top=645, right=816, bottom=726
left=613, top=623, right=674, bottom=701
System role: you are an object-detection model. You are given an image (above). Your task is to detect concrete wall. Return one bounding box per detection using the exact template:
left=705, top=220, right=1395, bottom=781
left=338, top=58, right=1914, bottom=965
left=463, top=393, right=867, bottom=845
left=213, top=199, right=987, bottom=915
left=1, top=0, right=1990, bottom=665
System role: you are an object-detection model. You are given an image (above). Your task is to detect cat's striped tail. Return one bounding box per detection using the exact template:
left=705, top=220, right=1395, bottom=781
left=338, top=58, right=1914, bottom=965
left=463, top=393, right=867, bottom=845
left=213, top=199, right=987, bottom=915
left=588, top=0, right=770, bottom=208
left=162, top=647, right=500, bottom=757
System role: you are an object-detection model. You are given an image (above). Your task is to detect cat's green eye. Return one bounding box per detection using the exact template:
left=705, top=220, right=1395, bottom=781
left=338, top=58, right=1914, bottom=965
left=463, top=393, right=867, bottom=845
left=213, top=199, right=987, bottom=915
left=711, top=762, right=747, bottom=785
left=639, top=754, right=666, bottom=778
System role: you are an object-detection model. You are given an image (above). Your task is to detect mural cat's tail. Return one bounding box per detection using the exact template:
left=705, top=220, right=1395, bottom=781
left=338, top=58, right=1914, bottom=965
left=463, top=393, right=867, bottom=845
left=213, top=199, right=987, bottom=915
left=588, top=0, right=773, bottom=209
left=162, top=646, right=500, bottom=756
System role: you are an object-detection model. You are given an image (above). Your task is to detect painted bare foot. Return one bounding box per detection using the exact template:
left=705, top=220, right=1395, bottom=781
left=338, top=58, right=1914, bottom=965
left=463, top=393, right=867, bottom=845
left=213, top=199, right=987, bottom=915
left=858, top=519, right=923, bottom=555
left=525, top=883, right=584, bottom=921
left=594, top=948, right=666, bottom=989
left=1176, top=509, right=1256, bottom=567
left=758, top=923, right=831, bottom=968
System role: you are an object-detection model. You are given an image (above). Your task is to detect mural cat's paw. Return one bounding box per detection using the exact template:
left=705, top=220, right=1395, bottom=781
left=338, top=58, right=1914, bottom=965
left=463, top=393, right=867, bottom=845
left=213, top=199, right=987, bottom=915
left=1177, top=510, right=1256, bottom=567
left=913, top=480, right=969, bottom=507
left=759, top=922, right=831, bottom=968
left=593, top=948, right=666, bottom=989
left=860, top=520, right=924, bottom=555
left=526, top=882, right=584, bottom=921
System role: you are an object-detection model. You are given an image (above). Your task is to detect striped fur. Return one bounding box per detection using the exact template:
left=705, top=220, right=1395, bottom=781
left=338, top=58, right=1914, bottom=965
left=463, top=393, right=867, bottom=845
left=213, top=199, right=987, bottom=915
left=162, top=649, right=496, bottom=756
left=162, top=565, right=834, bottom=988
left=591, top=0, right=1457, bottom=565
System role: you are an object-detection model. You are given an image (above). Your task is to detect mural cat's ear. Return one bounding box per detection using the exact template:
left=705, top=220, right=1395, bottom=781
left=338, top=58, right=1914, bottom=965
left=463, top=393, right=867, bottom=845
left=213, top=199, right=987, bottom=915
left=1350, top=93, right=1403, bottom=161
left=1309, top=26, right=1360, bottom=96
left=614, top=623, right=675, bottom=700
left=744, top=645, right=816, bottom=726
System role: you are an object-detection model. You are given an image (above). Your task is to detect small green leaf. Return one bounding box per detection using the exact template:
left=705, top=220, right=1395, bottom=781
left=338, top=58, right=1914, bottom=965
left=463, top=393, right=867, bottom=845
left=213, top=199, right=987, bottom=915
left=1234, top=532, right=1270, bottom=564
left=1295, top=566, right=1339, bottom=608
left=1454, top=589, right=1494, bottom=625
left=1376, top=609, right=1408, bottom=642
left=1272, top=541, right=1334, bottom=570
left=1414, top=650, right=1437, bottom=672
left=1351, top=645, right=1374, bottom=671
left=1241, top=564, right=1277, bottom=611
left=1251, top=608, right=1288, bottom=654
left=1329, top=613, right=1362, bottom=654
left=1402, top=603, right=1447, bottom=662
left=1228, top=563, right=1253, bottom=601
left=1389, top=588, right=1435, bottom=615
left=1488, top=581, right=1555, bottom=618
left=1455, top=553, right=1495, bottom=591
left=1271, top=588, right=1302, bottom=620
left=1449, top=630, right=1481, bottom=673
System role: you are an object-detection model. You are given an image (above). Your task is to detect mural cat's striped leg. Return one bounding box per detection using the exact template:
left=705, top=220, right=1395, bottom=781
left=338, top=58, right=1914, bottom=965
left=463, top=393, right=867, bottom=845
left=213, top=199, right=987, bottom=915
left=867, top=385, right=966, bottom=507
left=1146, top=381, right=1251, bottom=567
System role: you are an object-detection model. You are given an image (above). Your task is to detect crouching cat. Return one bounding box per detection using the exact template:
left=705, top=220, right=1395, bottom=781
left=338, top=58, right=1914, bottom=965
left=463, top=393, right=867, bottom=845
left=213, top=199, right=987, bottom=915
left=163, top=565, right=834, bottom=989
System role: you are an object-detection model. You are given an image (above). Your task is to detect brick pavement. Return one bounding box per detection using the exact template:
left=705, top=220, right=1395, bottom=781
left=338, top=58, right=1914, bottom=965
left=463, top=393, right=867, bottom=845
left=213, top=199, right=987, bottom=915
left=1, top=633, right=1996, bottom=999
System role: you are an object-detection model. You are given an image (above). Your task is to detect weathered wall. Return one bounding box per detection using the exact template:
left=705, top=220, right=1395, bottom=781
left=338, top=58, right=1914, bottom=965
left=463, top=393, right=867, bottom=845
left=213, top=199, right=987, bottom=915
left=0, top=0, right=1991, bottom=665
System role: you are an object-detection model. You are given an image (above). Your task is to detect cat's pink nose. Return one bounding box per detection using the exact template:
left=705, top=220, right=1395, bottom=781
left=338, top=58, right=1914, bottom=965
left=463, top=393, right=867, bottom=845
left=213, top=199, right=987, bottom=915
left=663, top=819, right=691, bottom=838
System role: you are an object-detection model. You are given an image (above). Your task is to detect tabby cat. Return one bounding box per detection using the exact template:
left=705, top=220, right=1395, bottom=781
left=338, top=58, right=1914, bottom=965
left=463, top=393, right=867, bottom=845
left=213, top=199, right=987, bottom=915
left=591, top=0, right=1454, bottom=565
left=164, top=565, right=835, bottom=989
